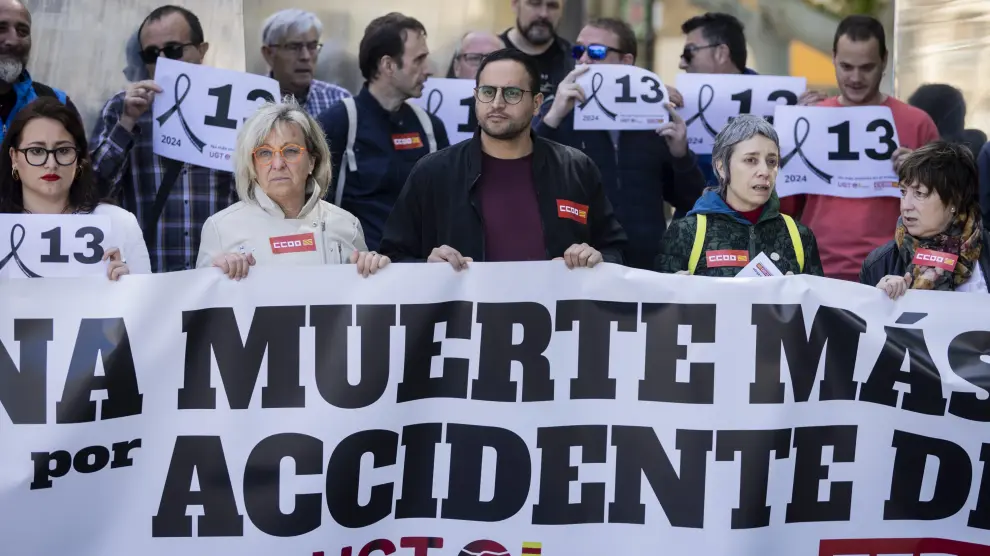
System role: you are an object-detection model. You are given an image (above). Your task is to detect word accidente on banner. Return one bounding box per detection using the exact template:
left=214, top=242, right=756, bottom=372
left=1, top=265, right=989, bottom=555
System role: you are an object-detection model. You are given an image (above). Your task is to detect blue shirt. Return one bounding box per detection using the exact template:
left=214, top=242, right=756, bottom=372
left=317, top=86, right=450, bottom=250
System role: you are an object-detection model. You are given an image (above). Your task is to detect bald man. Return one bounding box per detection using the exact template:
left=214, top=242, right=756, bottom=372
left=446, top=31, right=503, bottom=79
left=0, top=0, right=78, bottom=141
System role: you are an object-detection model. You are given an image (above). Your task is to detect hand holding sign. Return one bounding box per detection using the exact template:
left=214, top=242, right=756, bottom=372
left=542, top=65, right=590, bottom=128
left=120, top=80, right=163, bottom=132
left=152, top=58, right=281, bottom=172
left=774, top=105, right=901, bottom=199
left=573, top=64, right=670, bottom=130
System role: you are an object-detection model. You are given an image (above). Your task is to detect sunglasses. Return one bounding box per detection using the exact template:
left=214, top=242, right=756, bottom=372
left=140, top=42, right=199, bottom=65
left=680, top=43, right=721, bottom=64
left=571, top=44, right=625, bottom=61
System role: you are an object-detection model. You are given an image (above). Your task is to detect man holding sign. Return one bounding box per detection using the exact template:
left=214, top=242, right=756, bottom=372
left=535, top=19, right=703, bottom=269
left=91, top=5, right=236, bottom=273
left=784, top=16, right=939, bottom=281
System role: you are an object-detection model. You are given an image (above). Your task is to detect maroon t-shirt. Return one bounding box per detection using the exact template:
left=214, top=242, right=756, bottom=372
left=476, top=152, right=547, bottom=262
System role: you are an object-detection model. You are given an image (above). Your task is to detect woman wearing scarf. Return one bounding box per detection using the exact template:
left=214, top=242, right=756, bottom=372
left=655, top=114, right=824, bottom=277
left=861, top=141, right=989, bottom=297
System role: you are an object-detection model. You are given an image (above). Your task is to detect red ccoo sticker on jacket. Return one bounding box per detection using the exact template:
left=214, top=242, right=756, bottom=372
left=558, top=199, right=589, bottom=224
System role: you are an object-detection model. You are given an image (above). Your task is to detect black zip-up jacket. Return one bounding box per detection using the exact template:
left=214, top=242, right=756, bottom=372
left=380, top=132, right=628, bottom=263
left=859, top=228, right=990, bottom=290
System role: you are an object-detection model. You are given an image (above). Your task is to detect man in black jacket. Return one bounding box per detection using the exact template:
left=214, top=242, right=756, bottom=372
left=380, top=48, right=627, bottom=270
left=535, top=18, right=705, bottom=269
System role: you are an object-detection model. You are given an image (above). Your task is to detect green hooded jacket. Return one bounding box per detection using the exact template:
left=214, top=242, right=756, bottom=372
left=655, top=189, right=824, bottom=277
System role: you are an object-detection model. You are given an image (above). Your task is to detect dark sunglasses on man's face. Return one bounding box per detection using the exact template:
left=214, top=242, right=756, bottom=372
left=571, top=44, right=624, bottom=61
left=680, top=43, right=721, bottom=64
left=140, top=42, right=198, bottom=65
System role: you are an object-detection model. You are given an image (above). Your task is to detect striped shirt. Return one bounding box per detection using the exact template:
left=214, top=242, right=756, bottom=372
left=90, top=91, right=237, bottom=273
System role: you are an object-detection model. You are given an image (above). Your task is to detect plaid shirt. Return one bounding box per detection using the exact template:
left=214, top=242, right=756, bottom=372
left=292, top=78, right=351, bottom=117
left=90, top=91, right=237, bottom=273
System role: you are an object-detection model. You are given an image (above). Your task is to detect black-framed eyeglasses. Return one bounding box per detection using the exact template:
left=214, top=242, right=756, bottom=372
left=680, top=43, right=721, bottom=64
left=140, top=42, right=199, bottom=64
left=16, top=146, right=78, bottom=167
left=475, top=85, right=533, bottom=105
left=271, top=41, right=323, bottom=55
left=571, top=44, right=625, bottom=61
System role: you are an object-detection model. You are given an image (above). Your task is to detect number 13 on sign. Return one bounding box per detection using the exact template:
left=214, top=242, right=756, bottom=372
left=573, top=64, right=670, bottom=130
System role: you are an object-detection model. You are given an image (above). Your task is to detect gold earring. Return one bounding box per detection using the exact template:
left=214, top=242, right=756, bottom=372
left=12, top=169, right=18, bottom=181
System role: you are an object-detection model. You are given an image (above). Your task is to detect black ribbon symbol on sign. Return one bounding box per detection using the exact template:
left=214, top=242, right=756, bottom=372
left=685, top=84, right=718, bottom=137
left=780, top=117, right=833, bottom=183
left=426, top=89, right=443, bottom=115
left=577, top=73, right=617, bottom=120
left=156, top=73, right=207, bottom=153
left=0, top=224, right=40, bottom=277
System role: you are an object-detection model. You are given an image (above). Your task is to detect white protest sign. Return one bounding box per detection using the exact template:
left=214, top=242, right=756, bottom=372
left=3, top=263, right=990, bottom=555
left=407, top=77, right=477, bottom=145
left=774, top=105, right=901, bottom=198
left=152, top=58, right=281, bottom=172
left=573, top=64, right=670, bottom=130
left=677, top=73, right=807, bottom=154
left=0, top=214, right=111, bottom=279
left=736, top=252, right=783, bottom=277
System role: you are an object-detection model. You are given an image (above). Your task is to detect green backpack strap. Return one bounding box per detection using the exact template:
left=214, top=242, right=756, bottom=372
left=782, top=214, right=804, bottom=272
left=687, top=214, right=707, bottom=275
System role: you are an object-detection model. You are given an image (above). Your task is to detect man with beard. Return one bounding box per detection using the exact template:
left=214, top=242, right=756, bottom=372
left=380, top=48, right=626, bottom=269
left=784, top=15, right=939, bottom=281
left=0, top=0, right=78, bottom=142
left=536, top=18, right=704, bottom=270
left=90, top=5, right=235, bottom=273
left=318, top=13, right=449, bottom=252
left=499, top=0, right=574, bottom=101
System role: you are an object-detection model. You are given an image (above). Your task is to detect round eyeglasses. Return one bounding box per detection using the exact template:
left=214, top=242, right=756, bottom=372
left=475, top=85, right=534, bottom=105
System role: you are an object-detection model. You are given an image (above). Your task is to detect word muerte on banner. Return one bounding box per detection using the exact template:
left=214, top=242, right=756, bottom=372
left=774, top=105, right=901, bottom=198
left=0, top=214, right=111, bottom=279
left=676, top=73, right=807, bottom=154
left=407, top=77, right=477, bottom=145
left=2, top=263, right=990, bottom=555
left=573, top=64, right=670, bottom=130
left=152, top=58, right=281, bottom=172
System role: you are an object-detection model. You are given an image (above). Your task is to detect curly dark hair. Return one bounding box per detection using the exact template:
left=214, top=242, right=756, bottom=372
left=0, top=97, right=102, bottom=214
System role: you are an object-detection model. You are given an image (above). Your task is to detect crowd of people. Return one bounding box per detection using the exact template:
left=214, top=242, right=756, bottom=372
left=0, top=0, right=986, bottom=299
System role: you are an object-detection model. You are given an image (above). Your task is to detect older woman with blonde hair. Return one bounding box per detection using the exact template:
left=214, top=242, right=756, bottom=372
left=197, top=99, right=388, bottom=279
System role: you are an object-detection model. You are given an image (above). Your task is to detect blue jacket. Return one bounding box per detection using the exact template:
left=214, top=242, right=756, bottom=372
left=674, top=67, right=759, bottom=219
left=0, top=71, right=75, bottom=143
left=534, top=104, right=706, bottom=269
left=317, top=86, right=450, bottom=251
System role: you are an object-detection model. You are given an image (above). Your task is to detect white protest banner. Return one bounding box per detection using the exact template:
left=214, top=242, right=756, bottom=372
left=152, top=58, right=281, bottom=172
left=676, top=73, right=807, bottom=154
left=2, top=263, right=990, bottom=555
left=774, top=105, right=901, bottom=198
left=573, top=64, right=670, bottom=130
left=408, top=78, right=477, bottom=145
left=0, top=214, right=111, bottom=279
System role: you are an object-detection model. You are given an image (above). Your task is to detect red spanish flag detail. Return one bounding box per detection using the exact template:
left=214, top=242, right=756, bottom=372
left=269, top=233, right=317, bottom=255
left=706, top=249, right=749, bottom=268
left=557, top=199, right=589, bottom=224
left=912, top=247, right=957, bottom=271
left=522, top=541, right=542, bottom=555
left=392, top=132, right=424, bottom=150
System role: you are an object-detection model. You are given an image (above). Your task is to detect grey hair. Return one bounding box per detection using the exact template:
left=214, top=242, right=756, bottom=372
left=710, top=114, right=780, bottom=193
left=234, top=98, right=332, bottom=203
left=261, top=9, right=323, bottom=46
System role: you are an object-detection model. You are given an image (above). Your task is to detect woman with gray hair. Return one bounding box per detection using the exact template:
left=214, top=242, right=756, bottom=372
left=196, top=99, right=389, bottom=279
left=655, top=114, right=823, bottom=276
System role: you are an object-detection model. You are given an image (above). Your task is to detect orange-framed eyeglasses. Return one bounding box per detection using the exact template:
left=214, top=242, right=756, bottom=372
left=252, top=143, right=307, bottom=165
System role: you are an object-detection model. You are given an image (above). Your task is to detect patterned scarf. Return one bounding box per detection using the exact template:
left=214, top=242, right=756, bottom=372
left=895, top=209, right=983, bottom=291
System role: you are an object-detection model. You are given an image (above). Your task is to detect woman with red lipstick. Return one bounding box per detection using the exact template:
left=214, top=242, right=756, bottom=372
left=655, top=114, right=823, bottom=277
left=0, top=98, right=149, bottom=279
left=861, top=141, right=990, bottom=298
